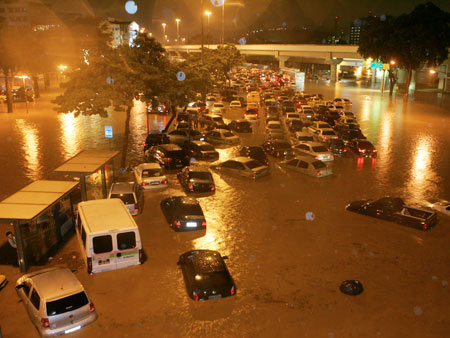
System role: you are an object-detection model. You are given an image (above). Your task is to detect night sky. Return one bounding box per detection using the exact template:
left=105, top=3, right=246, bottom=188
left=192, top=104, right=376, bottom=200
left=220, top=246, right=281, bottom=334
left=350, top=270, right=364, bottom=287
left=54, top=0, right=450, bottom=40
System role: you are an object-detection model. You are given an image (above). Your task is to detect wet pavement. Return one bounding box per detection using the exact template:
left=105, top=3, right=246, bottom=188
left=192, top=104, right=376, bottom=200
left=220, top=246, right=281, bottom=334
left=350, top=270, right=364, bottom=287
left=0, top=81, right=450, bottom=337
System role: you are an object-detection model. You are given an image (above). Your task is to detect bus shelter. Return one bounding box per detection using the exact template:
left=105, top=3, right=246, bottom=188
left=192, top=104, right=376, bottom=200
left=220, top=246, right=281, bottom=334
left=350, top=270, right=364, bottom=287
left=53, top=150, right=119, bottom=201
left=0, top=180, right=79, bottom=272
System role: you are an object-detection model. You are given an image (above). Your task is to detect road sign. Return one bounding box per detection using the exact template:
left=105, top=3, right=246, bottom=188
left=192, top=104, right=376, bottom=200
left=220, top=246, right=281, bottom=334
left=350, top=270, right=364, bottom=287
left=104, top=126, right=113, bottom=138
left=382, top=63, right=390, bottom=70
left=371, top=62, right=383, bottom=70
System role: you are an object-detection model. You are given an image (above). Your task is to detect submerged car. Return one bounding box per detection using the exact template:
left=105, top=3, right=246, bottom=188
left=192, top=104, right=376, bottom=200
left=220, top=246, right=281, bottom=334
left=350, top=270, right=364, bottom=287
left=211, top=157, right=270, bottom=179
left=205, top=129, right=240, bottom=145
left=262, top=139, right=295, bottom=159
left=108, top=182, right=142, bottom=216
left=347, top=139, right=377, bottom=157
left=145, top=144, right=190, bottom=169
left=239, top=146, right=269, bottom=166
left=160, top=196, right=207, bottom=231
left=293, top=142, right=334, bottom=162
left=182, top=141, right=219, bottom=161
left=177, top=166, right=215, bottom=193
left=133, top=163, right=168, bottom=190
left=177, top=250, right=236, bottom=301
left=15, top=267, right=97, bottom=337
left=280, top=156, right=332, bottom=178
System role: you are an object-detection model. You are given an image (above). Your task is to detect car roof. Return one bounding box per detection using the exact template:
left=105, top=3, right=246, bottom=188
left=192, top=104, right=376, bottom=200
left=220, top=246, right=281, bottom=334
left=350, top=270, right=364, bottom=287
left=187, top=165, right=210, bottom=173
left=170, top=196, right=199, bottom=205
left=24, top=268, right=84, bottom=301
left=291, top=155, right=320, bottom=163
left=136, top=163, right=162, bottom=170
left=110, top=182, right=135, bottom=194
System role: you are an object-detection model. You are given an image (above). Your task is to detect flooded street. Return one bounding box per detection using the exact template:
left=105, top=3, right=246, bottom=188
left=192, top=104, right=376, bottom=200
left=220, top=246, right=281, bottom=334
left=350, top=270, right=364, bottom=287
left=1, top=82, right=450, bottom=337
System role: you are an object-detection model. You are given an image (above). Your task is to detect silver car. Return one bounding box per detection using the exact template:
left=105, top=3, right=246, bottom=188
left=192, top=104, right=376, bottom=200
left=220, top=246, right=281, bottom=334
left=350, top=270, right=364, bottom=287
left=294, top=142, right=334, bottom=162
left=108, top=182, right=142, bottom=216
left=16, top=267, right=97, bottom=337
left=211, top=157, right=270, bottom=179
left=280, top=156, right=332, bottom=178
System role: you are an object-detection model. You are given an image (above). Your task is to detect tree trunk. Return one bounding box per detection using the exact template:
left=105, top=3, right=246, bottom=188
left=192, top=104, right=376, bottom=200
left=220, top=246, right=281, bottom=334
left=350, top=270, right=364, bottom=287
left=4, top=68, right=13, bottom=113
left=44, top=72, right=50, bottom=89
left=31, top=74, right=40, bottom=98
left=404, top=67, right=413, bottom=97
left=120, top=105, right=132, bottom=169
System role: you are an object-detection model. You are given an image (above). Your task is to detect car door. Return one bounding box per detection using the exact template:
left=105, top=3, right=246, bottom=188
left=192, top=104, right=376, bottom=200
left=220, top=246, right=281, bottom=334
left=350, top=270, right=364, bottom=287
left=298, top=160, right=309, bottom=174
left=284, top=158, right=299, bottom=171
left=16, top=281, right=34, bottom=321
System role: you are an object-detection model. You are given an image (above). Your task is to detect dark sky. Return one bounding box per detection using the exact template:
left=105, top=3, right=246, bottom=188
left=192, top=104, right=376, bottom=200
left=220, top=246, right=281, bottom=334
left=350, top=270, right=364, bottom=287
left=75, top=0, right=450, bottom=40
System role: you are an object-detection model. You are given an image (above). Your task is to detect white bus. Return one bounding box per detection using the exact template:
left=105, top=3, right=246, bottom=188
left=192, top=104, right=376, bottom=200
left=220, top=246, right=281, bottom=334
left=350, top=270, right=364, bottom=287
left=76, top=199, right=143, bottom=274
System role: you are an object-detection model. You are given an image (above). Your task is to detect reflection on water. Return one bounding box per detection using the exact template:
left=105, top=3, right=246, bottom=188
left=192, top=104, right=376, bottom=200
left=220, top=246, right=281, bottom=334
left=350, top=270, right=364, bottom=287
left=374, top=110, right=393, bottom=185
left=15, top=119, right=42, bottom=181
left=59, top=113, right=81, bottom=159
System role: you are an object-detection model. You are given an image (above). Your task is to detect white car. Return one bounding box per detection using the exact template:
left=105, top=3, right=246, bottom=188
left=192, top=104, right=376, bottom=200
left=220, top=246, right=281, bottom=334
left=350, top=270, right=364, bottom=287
left=334, top=98, right=352, bottom=106
left=291, top=131, right=314, bottom=145
left=133, top=163, right=168, bottom=190
left=205, top=129, right=240, bottom=145
left=308, top=121, right=332, bottom=133
left=280, top=156, right=332, bottom=178
left=294, top=142, right=334, bottom=162
left=285, top=113, right=301, bottom=124
left=229, top=100, right=242, bottom=108
left=313, top=128, right=339, bottom=142
left=205, top=96, right=217, bottom=107
left=339, top=111, right=356, bottom=119
left=211, top=157, right=270, bottom=179
left=211, top=102, right=226, bottom=115
left=328, top=104, right=344, bottom=113
left=427, top=199, right=450, bottom=216
left=247, top=102, right=259, bottom=110
left=338, top=117, right=359, bottom=127
left=243, top=114, right=259, bottom=126
left=265, top=121, right=284, bottom=134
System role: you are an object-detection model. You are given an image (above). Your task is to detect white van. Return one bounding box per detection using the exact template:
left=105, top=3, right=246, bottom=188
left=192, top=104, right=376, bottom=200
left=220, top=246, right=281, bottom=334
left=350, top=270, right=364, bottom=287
left=76, top=199, right=143, bottom=274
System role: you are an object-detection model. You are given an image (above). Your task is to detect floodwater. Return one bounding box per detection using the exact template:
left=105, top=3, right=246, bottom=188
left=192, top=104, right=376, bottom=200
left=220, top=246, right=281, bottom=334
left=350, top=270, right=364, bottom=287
left=0, top=82, right=449, bottom=338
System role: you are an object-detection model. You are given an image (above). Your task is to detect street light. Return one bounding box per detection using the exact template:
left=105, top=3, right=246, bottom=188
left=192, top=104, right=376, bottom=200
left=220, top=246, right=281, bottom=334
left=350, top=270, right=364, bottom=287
left=205, top=11, right=211, bottom=47
left=17, top=75, right=29, bottom=113
left=175, top=18, right=180, bottom=48
left=162, top=23, right=166, bottom=43
left=390, top=60, right=396, bottom=65
left=222, top=0, right=225, bottom=44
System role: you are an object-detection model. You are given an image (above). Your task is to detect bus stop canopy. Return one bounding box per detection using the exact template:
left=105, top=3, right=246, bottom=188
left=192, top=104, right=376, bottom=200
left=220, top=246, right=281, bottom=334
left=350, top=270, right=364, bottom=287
left=53, top=150, right=119, bottom=175
left=0, top=180, right=79, bottom=221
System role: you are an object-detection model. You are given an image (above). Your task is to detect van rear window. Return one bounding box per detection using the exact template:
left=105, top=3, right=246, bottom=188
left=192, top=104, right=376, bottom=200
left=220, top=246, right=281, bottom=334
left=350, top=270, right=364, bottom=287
left=117, top=232, right=136, bottom=250
left=110, top=194, right=136, bottom=205
left=93, top=235, right=112, bottom=254
left=46, top=291, right=89, bottom=316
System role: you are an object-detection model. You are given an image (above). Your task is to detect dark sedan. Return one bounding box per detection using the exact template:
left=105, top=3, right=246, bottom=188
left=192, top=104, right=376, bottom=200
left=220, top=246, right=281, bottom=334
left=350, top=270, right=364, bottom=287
left=329, top=138, right=347, bottom=156
left=177, top=166, right=215, bottom=193
left=228, top=120, right=252, bottom=133
left=239, top=146, right=269, bottom=166
left=145, top=144, right=190, bottom=169
left=262, top=139, right=295, bottom=159
left=160, top=196, right=207, bottom=231
left=183, top=141, right=219, bottom=161
left=348, top=139, right=377, bottom=157
left=337, top=129, right=367, bottom=143
left=177, top=250, right=236, bottom=301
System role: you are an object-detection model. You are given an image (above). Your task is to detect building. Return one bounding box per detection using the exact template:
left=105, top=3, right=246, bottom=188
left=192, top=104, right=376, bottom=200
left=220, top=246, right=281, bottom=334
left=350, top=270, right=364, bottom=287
left=349, top=25, right=361, bottom=45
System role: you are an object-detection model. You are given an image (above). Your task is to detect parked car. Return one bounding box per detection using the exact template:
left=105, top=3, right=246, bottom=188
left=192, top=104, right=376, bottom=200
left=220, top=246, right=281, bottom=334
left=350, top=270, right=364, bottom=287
left=262, top=139, right=295, bottom=159
left=427, top=199, right=450, bottom=217
left=229, top=100, right=242, bottom=108
left=293, top=142, right=334, bottom=162
left=160, top=196, right=207, bottom=231
left=291, top=131, right=315, bottom=144
left=346, top=196, right=438, bottom=231
left=313, top=128, right=339, bottom=142
left=108, top=182, right=142, bottom=216
left=177, top=166, right=215, bottom=193
left=280, top=156, right=332, bottom=177
left=133, top=163, right=168, bottom=190
left=144, top=132, right=170, bottom=151
left=239, top=145, right=269, bottom=166
left=15, top=267, right=97, bottom=337
left=145, top=144, right=190, bottom=169
left=336, top=129, right=366, bottom=143
left=167, top=129, right=205, bottom=146
left=347, top=139, right=377, bottom=157
left=265, top=121, right=284, bottom=135
left=228, top=120, right=252, bottom=133
left=329, top=138, right=347, bottom=156
left=177, top=250, right=236, bottom=301
left=334, top=98, right=352, bottom=106
left=205, top=129, right=240, bottom=145
left=210, top=157, right=270, bottom=179
left=211, top=102, right=226, bottom=114
left=182, top=140, right=219, bottom=161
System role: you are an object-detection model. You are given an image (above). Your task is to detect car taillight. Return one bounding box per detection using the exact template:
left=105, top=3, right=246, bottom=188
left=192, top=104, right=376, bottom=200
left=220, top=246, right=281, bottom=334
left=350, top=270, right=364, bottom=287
left=231, top=286, right=236, bottom=295
left=173, top=220, right=181, bottom=227
left=237, top=126, right=240, bottom=129
left=344, top=148, right=347, bottom=152
left=211, top=184, right=215, bottom=191
left=373, top=149, right=377, bottom=153
left=87, top=257, right=93, bottom=275
left=250, top=125, right=253, bottom=128
left=139, top=249, right=144, bottom=263
left=89, top=302, right=95, bottom=313
left=142, top=182, right=149, bottom=186
left=189, top=182, right=194, bottom=191
left=185, top=155, right=190, bottom=160
left=164, top=157, right=173, bottom=162
left=276, top=151, right=280, bottom=156
left=193, top=291, right=199, bottom=300
left=162, top=179, right=168, bottom=184
left=316, top=171, right=322, bottom=177
left=315, top=155, right=319, bottom=159
left=134, top=208, right=139, bottom=213
left=201, top=221, right=207, bottom=227
left=358, top=148, right=365, bottom=153
left=41, top=318, right=50, bottom=328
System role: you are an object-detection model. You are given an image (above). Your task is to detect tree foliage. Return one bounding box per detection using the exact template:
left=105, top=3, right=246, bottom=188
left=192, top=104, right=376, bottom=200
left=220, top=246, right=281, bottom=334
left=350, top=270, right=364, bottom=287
left=201, top=44, right=245, bottom=84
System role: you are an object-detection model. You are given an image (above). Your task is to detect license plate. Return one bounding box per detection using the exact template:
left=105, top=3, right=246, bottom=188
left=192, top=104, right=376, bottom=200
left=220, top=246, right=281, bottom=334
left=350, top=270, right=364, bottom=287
left=186, top=222, right=197, bottom=228
left=151, top=181, right=160, bottom=185
left=208, top=294, right=222, bottom=300
left=98, top=259, right=110, bottom=265
left=65, top=326, right=81, bottom=334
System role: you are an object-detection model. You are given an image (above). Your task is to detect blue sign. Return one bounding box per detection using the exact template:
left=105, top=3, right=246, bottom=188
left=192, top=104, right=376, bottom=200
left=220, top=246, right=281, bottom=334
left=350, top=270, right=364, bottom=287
left=176, top=71, right=186, bottom=81
left=371, top=62, right=383, bottom=70
left=105, top=126, right=113, bottom=138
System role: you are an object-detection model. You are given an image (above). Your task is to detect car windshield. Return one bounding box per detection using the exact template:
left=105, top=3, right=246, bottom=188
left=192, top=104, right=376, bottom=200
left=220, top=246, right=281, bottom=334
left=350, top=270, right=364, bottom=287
left=312, top=146, right=328, bottom=152
left=177, top=202, right=203, bottom=215
left=245, top=160, right=263, bottom=169
left=312, top=161, right=326, bottom=169
left=268, top=124, right=281, bottom=129
left=273, top=142, right=291, bottom=149
left=224, top=132, right=235, bottom=137
left=214, top=104, right=224, bottom=107
left=323, top=131, right=335, bottom=135
left=359, top=141, right=374, bottom=149
left=142, top=169, right=163, bottom=177
left=46, top=291, right=89, bottom=316
left=299, top=136, right=314, bottom=141
left=110, top=193, right=135, bottom=204
left=190, top=172, right=212, bottom=180
left=319, top=124, right=329, bottom=128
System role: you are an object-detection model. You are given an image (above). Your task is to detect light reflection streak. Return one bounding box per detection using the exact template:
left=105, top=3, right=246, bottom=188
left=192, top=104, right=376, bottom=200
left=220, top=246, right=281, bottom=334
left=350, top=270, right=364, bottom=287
left=15, top=119, right=42, bottom=180
left=59, top=113, right=80, bottom=159
left=373, top=111, right=392, bottom=184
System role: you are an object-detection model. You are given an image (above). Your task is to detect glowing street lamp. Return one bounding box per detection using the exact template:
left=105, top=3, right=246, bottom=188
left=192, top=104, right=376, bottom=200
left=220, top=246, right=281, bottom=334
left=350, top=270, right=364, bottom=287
left=390, top=60, right=396, bottom=65
left=162, top=23, right=166, bottom=43
left=175, top=18, right=180, bottom=48
left=205, top=11, right=211, bottom=47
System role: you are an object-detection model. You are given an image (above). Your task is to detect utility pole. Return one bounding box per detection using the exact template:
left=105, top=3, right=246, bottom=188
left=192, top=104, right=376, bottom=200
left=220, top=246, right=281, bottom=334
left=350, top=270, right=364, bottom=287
left=201, top=0, right=204, bottom=64
left=222, top=0, right=225, bottom=44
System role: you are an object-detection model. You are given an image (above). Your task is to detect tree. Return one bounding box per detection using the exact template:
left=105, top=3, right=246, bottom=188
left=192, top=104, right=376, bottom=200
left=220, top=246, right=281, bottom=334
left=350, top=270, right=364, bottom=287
left=393, top=2, right=450, bottom=95
left=358, top=15, right=398, bottom=95
left=202, top=44, right=245, bottom=86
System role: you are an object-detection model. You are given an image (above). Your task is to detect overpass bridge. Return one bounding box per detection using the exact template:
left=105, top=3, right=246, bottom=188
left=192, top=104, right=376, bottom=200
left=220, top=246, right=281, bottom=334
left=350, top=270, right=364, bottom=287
left=165, top=44, right=365, bottom=82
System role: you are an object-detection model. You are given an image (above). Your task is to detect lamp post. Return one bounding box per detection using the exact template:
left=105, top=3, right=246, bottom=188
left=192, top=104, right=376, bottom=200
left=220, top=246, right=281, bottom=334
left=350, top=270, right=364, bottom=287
left=205, top=11, right=211, bottom=47
left=162, top=23, right=167, bottom=44
left=175, top=18, right=180, bottom=49
left=17, top=75, right=29, bottom=114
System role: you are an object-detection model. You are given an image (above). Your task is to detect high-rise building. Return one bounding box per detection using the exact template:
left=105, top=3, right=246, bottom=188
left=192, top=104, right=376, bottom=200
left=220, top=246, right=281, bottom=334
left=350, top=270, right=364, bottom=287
left=349, top=25, right=361, bottom=45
